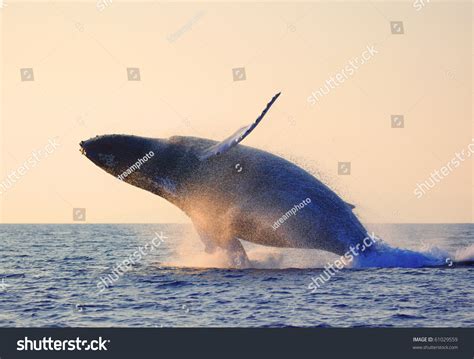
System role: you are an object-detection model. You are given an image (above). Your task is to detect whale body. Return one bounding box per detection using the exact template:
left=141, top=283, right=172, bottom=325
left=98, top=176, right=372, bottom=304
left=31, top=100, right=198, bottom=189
left=80, top=93, right=371, bottom=267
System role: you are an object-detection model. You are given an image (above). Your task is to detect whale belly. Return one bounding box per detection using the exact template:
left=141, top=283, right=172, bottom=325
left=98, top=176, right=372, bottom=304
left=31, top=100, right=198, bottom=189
left=222, top=150, right=367, bottom=254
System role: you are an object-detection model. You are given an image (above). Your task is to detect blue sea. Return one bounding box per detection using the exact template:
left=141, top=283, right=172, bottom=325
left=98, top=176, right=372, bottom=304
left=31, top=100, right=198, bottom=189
left=0, top=223, right=473, bottom=327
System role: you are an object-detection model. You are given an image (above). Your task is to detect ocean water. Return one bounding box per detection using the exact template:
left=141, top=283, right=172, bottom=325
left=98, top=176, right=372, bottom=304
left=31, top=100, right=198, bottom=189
left=0, top=223, right=473, bottom=327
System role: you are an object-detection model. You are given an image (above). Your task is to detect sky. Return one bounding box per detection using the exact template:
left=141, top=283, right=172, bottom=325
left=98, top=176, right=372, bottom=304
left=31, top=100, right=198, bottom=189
left=0, top=1, right=472, bottom=223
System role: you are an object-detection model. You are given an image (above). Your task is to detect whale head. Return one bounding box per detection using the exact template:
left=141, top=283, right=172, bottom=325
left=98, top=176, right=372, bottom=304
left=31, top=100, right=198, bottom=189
left=80, top=93, right=281, bottom=211
left=80, top=134, right=200, bottom=202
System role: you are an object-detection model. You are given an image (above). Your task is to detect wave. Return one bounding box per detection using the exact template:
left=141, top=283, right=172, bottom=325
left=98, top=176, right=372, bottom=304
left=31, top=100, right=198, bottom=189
left=353, top=242, right=474, bottom=268
left=353, top=242, right=447, bottom=268
left=163, top=229, right=474, bottom=269
left=453, top=244, right=474, bottom=262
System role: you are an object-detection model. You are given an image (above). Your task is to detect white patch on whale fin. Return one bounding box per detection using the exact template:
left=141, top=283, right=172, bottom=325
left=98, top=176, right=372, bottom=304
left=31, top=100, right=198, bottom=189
left=198, top=92, right=281, bottom=160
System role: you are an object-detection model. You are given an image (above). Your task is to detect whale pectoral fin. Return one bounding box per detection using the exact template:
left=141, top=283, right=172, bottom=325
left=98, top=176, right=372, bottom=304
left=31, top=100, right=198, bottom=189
left=193, top=224, right=218, bottom=254
left=224, top=238, right=250, bottom=268
left=198, top=92, right=281, bottom=160
left=193, top=223, right=250, bottom=267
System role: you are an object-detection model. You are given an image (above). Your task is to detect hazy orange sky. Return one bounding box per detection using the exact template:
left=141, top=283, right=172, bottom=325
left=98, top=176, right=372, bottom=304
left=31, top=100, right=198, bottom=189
left=0, top=1, right=472, bottom=223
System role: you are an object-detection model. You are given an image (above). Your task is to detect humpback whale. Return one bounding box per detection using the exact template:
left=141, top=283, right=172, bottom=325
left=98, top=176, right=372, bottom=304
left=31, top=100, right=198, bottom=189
left=79, top=93, right=375, bottom=267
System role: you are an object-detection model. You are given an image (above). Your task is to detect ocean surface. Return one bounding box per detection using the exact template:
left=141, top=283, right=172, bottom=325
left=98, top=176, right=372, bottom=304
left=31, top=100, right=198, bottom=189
left=0, top=223, right=473, bottom=327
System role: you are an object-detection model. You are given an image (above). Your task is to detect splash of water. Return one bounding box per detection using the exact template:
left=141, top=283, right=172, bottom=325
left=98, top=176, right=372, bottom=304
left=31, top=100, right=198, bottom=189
left=453, top=244, right=474, bottom=262
left=164, top=243, right=336, bottom=269
left=162, top=227, right=474, bottom=269
left=162, top=230, right=337, bottom=269
left=353, top=241, right=474, bottom=268
left=353, top=242, right=448, bottom=268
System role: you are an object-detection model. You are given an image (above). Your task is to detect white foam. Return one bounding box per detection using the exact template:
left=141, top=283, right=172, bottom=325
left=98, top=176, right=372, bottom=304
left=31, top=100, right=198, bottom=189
left=161, top=228, right=473, bottom=269
left=454, top=244, right=474, bottom=262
